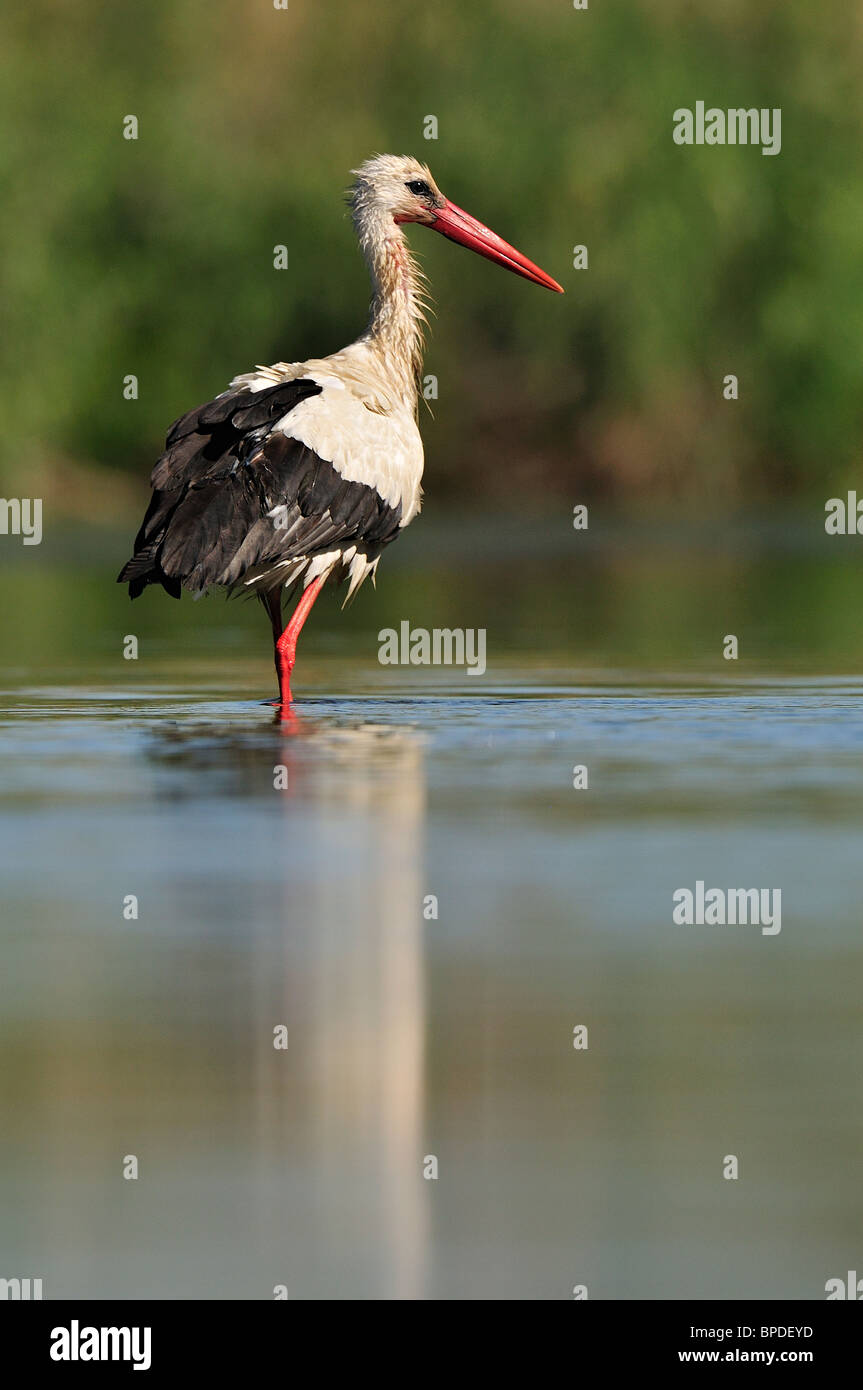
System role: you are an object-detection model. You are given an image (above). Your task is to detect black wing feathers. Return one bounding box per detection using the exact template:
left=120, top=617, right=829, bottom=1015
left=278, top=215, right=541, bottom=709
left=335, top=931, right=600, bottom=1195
left=118, top=376, right=402, bottom=599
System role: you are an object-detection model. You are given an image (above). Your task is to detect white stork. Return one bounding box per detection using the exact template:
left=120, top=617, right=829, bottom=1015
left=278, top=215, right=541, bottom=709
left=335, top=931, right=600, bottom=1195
left=119, top=155, right=563, bottom=708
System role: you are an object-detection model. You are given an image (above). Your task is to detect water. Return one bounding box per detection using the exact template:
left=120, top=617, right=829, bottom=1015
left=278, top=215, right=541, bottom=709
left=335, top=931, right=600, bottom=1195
left=1, top=518, right=862, bottom=1299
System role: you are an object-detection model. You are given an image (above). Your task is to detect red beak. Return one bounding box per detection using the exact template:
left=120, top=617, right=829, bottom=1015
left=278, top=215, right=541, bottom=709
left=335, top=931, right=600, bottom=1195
left=425, top=198, right=564, bottom=294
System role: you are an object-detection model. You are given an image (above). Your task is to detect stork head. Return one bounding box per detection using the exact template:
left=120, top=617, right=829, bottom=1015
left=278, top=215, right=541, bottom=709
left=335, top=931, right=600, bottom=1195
left=349, top=154, right=563, bottom=294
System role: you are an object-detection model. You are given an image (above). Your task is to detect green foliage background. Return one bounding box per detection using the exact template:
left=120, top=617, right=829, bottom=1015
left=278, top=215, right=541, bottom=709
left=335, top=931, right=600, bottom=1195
left=2, top=0, right=862, bottom=512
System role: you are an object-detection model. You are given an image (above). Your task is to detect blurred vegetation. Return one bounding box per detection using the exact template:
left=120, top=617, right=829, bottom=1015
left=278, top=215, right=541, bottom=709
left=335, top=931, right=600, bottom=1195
left=2, top=0, right=863, bottom=514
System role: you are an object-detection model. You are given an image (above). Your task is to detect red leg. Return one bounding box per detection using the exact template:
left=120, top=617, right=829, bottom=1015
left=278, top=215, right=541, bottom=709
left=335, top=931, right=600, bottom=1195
left=274, top=574, right=327, bottom=706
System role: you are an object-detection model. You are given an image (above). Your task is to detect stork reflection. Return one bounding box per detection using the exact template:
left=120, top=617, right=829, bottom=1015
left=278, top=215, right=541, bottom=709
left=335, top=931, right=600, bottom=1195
left=145, top=706, right=429, bottom=1298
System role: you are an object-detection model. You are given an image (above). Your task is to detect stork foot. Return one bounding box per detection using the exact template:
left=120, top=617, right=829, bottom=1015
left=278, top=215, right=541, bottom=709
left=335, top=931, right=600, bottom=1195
left=270, top=573, right=327, bottom=710
left=275, top=647, right=295, bottom=708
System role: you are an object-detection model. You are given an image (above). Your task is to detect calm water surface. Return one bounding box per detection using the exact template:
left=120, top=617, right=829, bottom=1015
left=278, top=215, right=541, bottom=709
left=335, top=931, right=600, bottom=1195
left=1, top=520, right=862, bottom=1298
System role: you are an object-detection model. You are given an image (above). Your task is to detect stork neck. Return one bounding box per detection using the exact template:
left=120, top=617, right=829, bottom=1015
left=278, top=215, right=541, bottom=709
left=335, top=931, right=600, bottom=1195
left=361, top=220, right=425, bottom=401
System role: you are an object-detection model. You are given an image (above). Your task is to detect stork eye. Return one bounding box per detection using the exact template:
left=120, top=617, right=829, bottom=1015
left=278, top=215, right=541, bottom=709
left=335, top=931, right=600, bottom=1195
left=405, top=179, right=432, bottom=197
